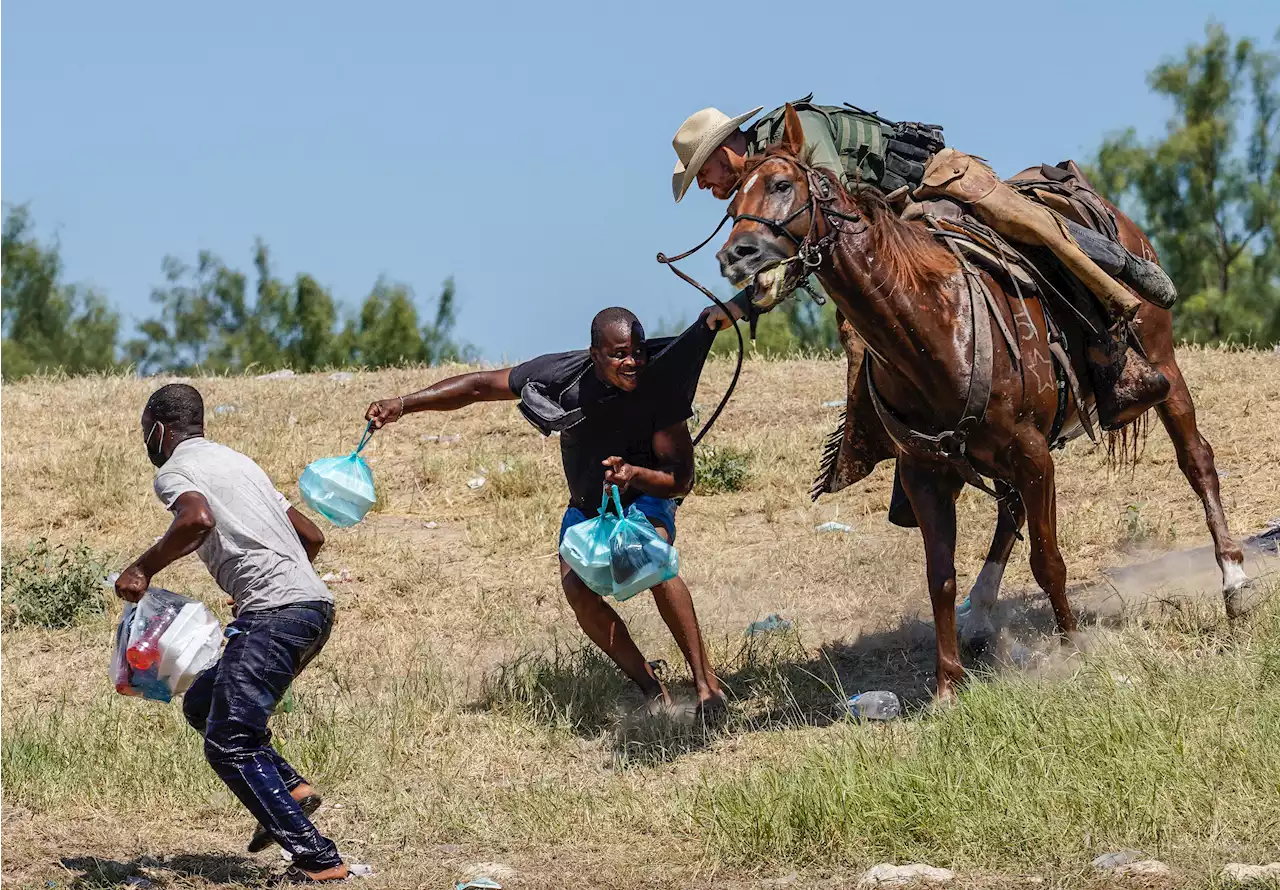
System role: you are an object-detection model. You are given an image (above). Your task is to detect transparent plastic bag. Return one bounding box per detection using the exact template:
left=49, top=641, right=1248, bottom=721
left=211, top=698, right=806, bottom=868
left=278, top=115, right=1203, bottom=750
left=111, top=586, right=222, bottom=702
left=299, top=425, right=377, bottom=528
left=608, top=492, right=679, bottom=602
left=558, top=489, right=620, bottom=596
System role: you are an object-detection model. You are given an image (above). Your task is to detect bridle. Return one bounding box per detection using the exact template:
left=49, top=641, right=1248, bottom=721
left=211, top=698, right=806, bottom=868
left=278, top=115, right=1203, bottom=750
left=730, top=155, right=867, bottom=275
left=654, top=152, right=863, bottom=445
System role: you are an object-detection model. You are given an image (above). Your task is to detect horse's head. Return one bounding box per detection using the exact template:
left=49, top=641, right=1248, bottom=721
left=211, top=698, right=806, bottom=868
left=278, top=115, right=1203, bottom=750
left=716, top=104, right=828, bottom=310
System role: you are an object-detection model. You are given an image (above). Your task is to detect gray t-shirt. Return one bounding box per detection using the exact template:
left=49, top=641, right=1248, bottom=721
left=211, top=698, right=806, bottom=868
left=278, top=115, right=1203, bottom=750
left=153, top=437, right=333, bottom=613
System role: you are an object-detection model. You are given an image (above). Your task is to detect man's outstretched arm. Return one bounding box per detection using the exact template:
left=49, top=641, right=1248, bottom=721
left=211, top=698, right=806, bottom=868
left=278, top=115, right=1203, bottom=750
left=366, top=369, right=518, bottom=428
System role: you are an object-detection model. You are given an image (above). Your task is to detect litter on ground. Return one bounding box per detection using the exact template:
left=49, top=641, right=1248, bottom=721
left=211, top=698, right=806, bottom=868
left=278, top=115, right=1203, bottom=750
left=746, top=614, right=793, bottom=635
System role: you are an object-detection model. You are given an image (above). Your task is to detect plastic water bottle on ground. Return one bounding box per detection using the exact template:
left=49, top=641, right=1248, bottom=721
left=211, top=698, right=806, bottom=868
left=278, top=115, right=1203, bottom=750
left=847, top=690, right=901, bottom=721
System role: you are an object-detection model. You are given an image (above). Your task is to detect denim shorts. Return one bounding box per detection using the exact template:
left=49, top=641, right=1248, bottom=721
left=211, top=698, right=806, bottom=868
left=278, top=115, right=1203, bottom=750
left=559, top=494, right=678, bottom=545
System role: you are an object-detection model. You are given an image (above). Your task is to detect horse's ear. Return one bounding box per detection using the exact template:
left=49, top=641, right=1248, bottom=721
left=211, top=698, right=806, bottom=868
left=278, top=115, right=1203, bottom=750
left=780, top=103, right=805, bottom=157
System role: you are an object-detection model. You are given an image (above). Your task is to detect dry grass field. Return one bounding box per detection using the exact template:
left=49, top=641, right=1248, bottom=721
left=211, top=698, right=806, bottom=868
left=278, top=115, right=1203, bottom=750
left=2, top=347, right=1279, bottom=889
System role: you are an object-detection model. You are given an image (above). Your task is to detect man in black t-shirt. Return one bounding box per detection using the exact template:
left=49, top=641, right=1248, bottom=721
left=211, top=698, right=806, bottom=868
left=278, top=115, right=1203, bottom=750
left=365, top=307, right=725, bottom=717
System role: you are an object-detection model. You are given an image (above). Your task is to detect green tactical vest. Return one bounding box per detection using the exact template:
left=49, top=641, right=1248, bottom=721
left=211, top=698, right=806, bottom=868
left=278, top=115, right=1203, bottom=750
left=746, top=94, right=945, bottom=194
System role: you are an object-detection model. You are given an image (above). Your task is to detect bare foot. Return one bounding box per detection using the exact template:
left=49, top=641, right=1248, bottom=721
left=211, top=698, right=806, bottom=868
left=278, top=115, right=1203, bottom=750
left=299, top=864, right=349, bottom=881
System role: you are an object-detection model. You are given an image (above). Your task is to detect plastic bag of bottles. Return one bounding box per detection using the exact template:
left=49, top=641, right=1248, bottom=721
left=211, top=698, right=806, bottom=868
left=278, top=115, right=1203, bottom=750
left=560, top=486, right=680, bottom=601
left=299, top=425, right=377, bottom=528
left=111, top=586, right=222, bottom=702
left=559, top=489, right=621, bottom=596
left=607, top=493, right=679, bottom=602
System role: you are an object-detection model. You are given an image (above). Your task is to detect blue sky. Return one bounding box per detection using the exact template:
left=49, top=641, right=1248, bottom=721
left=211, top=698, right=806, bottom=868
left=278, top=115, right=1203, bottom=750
left=3, top=1, right=1275, bottom=362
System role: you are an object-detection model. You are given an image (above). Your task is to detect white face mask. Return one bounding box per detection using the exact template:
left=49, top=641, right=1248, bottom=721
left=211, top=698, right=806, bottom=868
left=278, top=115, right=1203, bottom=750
left=145, top=420, right=167, bottom=467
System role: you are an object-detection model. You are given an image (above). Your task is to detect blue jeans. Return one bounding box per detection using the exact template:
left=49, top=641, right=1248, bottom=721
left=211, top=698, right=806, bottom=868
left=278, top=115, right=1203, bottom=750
left=559, top=494, right=678, bottom=545
left=183, top=600, right=341, bottom=871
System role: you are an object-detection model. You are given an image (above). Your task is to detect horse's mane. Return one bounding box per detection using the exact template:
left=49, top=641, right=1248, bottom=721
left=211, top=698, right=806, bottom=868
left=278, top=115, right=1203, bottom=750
left=741, top=145, right=959, bottom=298
left=847, top=188, right=959, bottom=298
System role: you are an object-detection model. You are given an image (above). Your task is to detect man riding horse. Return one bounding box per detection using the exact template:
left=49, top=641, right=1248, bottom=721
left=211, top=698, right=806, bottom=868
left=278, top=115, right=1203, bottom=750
left=671, top=96, right=1178, bottom=512
left=707, top=104, right=1254, bottom=697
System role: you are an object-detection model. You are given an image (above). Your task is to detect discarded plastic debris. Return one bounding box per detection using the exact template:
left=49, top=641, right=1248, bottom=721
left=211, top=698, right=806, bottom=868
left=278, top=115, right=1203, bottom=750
left=213, top=404, right=240, bottom=415
left=288, top=415, right=299, bottom=426
left=328, top=371, right=355, bottom=382
left=816, top=521, right=852, bottom=533
left=847, top=691, right=901, bottom=721
left=456, top=880, right=502, bottom=890
left=821, top=399, right=845, bottom=408
left=746, top=614, right=793, bottom=635
left=457, top=862, right=517, bottom=885
left=422, top=433, right=463, bottom=445
left=497, top=461, right=511, bottom=474
left=424, top=521, right=440, bottom=529
left=956, top=595, right=972, bottom=616
left=466, top=477, right=487, bottom=490
left=1092, top=850, right=1143, bottom=871
left=256, top=369, right=295, bottom=380
left=320, top=569, right=354, bottom=584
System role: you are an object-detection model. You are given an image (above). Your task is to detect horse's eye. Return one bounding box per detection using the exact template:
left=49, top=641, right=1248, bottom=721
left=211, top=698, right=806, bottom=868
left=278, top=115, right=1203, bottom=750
left=774, top=181, right=792, bottom=194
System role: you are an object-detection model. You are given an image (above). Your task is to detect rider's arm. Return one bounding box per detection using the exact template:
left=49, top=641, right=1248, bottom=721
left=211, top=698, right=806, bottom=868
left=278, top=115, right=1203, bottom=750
left=366, top=369, right=517, bottom=428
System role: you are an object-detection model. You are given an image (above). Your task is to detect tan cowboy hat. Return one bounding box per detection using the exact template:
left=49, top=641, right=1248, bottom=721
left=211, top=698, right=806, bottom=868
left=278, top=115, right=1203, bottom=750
left=671, top=105, right=764, bottom=202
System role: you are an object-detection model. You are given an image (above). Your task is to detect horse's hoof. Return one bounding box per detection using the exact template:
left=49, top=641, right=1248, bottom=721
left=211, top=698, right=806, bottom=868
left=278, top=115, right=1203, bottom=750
left=959, top=631, right=994, bottom=656
left=1225, top=578, right=1269, bottom=621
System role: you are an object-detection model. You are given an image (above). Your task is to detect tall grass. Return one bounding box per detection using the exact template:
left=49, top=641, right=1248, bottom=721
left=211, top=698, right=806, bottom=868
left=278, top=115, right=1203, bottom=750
left=688, top=598, right=1280, bottom=872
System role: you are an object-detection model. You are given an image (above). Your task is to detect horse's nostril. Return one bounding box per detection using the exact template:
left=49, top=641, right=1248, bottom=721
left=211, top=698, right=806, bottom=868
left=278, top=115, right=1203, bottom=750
left=733, top=242, right=759, bottom=261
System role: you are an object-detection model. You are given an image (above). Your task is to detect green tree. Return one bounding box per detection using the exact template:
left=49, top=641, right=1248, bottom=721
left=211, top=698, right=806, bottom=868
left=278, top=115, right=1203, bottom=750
left=2, top=205, right=120, bottom=380
left=131, top=241, right=471, bottom=373
left=1090, top=24, right=1280, bottom=344
left=709, top=290, right=842, bottom=358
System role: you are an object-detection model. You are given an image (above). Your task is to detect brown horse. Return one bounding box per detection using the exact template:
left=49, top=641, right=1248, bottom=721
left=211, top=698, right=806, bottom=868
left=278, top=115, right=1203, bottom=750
left=716, top=105, right=1250, bottom=698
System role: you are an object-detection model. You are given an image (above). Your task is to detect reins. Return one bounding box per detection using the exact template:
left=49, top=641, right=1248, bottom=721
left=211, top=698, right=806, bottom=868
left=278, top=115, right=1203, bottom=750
left=657, top=216, right=744, bottom=447
left=656, top=157, right=860, bottom=446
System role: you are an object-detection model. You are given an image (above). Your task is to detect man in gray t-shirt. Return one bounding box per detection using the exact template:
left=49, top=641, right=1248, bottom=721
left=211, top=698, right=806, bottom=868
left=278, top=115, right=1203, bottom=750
left=152, top=437, right=332, bottom=614
left=115, top=383, right=363, bottom=882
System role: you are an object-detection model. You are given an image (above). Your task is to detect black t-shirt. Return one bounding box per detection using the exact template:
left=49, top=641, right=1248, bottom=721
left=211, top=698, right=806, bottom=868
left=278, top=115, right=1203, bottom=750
left=509, top=325, right=711, bottom=510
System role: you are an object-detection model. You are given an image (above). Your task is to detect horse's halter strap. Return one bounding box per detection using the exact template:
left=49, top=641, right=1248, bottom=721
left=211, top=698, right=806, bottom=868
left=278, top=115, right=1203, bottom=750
left=730, top=157, right=865, bottom=273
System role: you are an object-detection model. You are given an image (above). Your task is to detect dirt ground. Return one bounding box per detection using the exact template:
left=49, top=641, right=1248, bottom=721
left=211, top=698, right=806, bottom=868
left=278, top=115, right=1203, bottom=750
left=2, top=347, right=1278, bottom=888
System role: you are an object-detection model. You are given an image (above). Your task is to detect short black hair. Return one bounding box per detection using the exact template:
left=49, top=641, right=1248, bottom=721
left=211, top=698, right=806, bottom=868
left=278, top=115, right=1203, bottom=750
left=590, top=307, right=643, bottom=349
left=144, top=383, right=205, bottom=430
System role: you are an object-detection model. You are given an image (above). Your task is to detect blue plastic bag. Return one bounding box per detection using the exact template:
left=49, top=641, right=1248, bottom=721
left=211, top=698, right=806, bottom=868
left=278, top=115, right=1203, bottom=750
left=559, top=488, right=620, bottom=596
left=559, top=486, right=679, bottom=601
left=608, top=493, right=679, bottom=602
left=299, top=425, right=377, bottom=528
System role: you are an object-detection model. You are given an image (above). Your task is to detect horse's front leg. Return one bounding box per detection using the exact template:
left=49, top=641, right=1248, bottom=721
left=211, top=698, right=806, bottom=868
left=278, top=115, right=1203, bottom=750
left=1009, top=424, right=1077, bottom=638
left=898, top=456, right=966, bottom=699
left=960, top=480, right=1025, bottom=652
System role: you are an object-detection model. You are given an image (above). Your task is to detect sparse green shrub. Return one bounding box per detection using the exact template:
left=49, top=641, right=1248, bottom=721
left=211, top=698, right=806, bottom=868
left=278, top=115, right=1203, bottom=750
left=694, top=445, right=752, bottom=495
left=1, top=538, right=107, bottom=629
